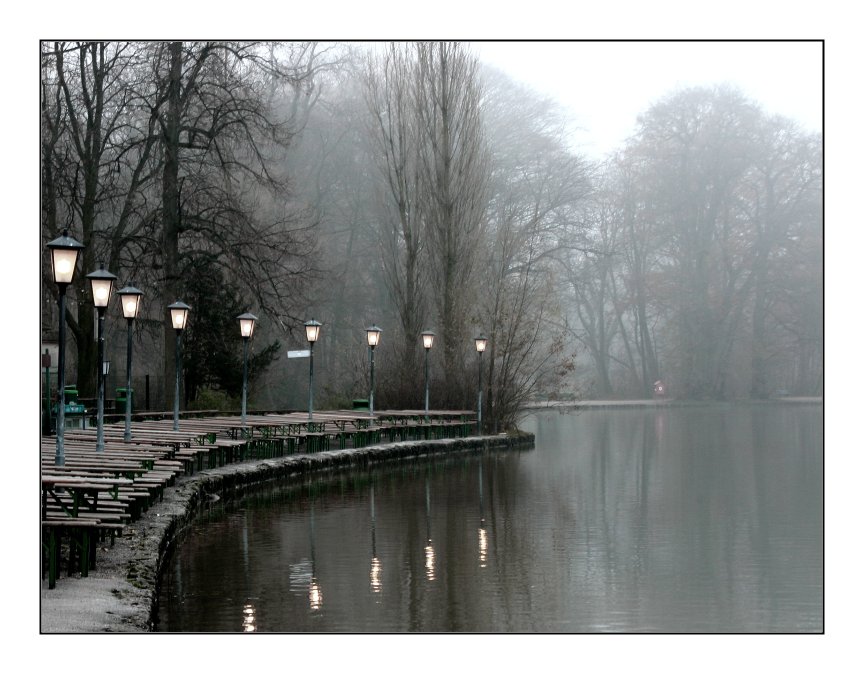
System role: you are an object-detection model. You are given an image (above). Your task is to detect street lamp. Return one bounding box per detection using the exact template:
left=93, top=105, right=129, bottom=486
left=421, top=330, right=435, bottom=421
left=365, top=325, right=382, bottom=416
left=117, top=284, right=143, bottom=441
left=474, top=335, right=487, bottom=435
left=46, top=229, right=85, bottom=465
left=168, top=301, right=191, bottom=431
left=87, top=264, right=118, bottom=452
left=237, top=312, right=257, bottom=425
left=305, top=319, right=322, bottom=421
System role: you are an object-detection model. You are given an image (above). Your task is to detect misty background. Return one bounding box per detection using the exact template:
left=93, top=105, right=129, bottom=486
left=38, top=41, right=822, bottom=433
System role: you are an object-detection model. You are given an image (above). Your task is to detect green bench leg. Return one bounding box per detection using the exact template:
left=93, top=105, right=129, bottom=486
left=44, top=527, right=58, bottom=589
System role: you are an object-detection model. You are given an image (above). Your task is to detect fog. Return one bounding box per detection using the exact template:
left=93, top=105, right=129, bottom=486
left=40, top=41, right=822, bottom=430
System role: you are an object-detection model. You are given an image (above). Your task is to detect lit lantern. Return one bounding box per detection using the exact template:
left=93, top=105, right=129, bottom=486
left=47, top=229, right=85, bottom=287
left=118, top=284, right=143, bottom=320
left=168, top=300, right=191, bottom=332
left=366, top=325, right=382, bottom=348
left=238, top=312, right=258, bottom=339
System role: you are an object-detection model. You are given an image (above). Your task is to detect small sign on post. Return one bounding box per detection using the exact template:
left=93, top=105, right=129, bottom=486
left=287, top=349, right=311, bottom=359
left=41, top=342, right=59, bottom=372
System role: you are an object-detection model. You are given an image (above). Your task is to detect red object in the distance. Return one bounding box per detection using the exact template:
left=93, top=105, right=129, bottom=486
left=42, top=351, right=51, bottom=368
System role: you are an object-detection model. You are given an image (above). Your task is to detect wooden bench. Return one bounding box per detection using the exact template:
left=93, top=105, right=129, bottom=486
left=42, top=518, right=125, bottom=589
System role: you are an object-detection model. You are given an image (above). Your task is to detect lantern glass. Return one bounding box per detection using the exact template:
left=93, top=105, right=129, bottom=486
left=305, top=320, right=322, bottom=344
left=47, top=230, right=85, bottom=286
left=474, top=336, right=488, bottom=353
left=91, top=279, right=113, bottom=308
left=237, top=312, right=258, bottom=338
left=171, top=309, right=187, bottom=330
left=118, top=285, right=143, bottom=320
left=169, top=302, right=191, bottom=331
left=366, top=326, right=382, bottom=348
left=51, top=248, right=79, bottom=285
left=422, top=331, right=435, bottom=350
left=87, top=266, right=118, bottom=309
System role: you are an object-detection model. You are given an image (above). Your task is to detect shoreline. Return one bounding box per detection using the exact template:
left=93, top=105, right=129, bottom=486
left=40, top=432, right=534, bottom=633
left=521, top=397, right=823, bottom=410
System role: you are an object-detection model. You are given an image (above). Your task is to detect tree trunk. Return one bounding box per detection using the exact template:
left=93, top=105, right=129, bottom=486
left=161, top=41, right=183, bottom=410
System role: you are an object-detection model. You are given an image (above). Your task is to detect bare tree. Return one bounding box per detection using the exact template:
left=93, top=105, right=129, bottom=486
left=42, top=41, right=161, bottom=396
left=479, top=65, right=591, bottom=426
left=362, top=43, right=428, bottom=401
left=741, top=117, right=822, bottom=397
left=150, top=40, right=327, bottom=406
left=415, top=42, right=490, bottom=406
left=631, top=86, right=762, bottom=398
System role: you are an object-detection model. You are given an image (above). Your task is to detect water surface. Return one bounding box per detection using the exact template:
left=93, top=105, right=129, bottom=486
left=156, top=404, right=823, bottom=632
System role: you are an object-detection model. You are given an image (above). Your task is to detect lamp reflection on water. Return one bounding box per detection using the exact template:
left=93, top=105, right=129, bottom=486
left=425, top=477, right=436, bottom=581
left=424, top=543, right=436, bottom=581
left=286, top=494, right=324, bottom=612
left=308, top=496, right=322, bottom=611
left=370, top=556, right=382, bottom=593
left=309, top=580, right=323, bottom=611
left=370, top=484, right=382, bottom=593
left=478, top=462, right=488, bottom=568
left=242, top=603, right=256, bottom=632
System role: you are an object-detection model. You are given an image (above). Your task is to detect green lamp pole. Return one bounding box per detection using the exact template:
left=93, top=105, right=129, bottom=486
left=237, top=312, right=258, bottom=425
left=421, top=331, right=435, bottom=422
left=305, top=320, right=322, bottom=421
left=168, top=301, right=191, bottom=431
left=474, top=335, right=488, bottom=435
left=46, top=230, right=85, bottom=466
left=87, top=264, right=117, bottom=453
left=366, top=325, right=382, bottom=416
left=117, top=284, right=143, bottom=442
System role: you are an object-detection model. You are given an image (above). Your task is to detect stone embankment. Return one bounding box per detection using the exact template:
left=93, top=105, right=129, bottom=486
left=40, top=433, right=533, bottom=633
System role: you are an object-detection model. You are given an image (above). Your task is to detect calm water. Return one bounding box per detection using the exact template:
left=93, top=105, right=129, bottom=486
left=156, top=404, right=823, bottom=633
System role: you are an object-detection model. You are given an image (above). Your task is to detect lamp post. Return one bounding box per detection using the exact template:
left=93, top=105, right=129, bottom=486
left=237, top=313, right=257, bottom=425
left=305, top=320, right=322, bottom=421
left=365, top=325, right=382, bottom=416
left=87, top=264, right=118, bottom=452
left=117, top=284, right=143, bottom=441
left=474, top=335, right=487, bottom=435
left=168, top=301, right=191, bottom=431
left=46, top=230, right=85, bottom=465
left=421, top=330, right=435, bottom=421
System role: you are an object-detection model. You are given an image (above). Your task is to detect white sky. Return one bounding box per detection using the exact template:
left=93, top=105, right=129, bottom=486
left=473, top=40, right=822, bottom=158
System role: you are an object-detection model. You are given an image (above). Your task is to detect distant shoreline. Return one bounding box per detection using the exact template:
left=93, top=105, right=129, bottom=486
left=522, top=397, right=823, bottom=410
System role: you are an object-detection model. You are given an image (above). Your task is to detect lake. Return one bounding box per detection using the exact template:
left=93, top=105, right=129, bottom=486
left=155, top=403, right=823, bottom=632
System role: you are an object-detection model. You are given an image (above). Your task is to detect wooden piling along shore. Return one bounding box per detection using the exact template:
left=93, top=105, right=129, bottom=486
left=40, top=409, right=534, bottom=632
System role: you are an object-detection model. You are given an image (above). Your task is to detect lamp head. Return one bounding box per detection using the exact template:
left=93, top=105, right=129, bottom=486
left=117, top=284, right=144, bottom=320
left=422, top=330, right=436, bottom=350
left=46, top=229, right=85, bottom=286
left=304, top=319, right=322, bottom=344
left=366, top=325, right=382, bottom=348
left=238, top=312, right=258, bottom=339
left=86, top=264, right=118, bottom=309
left=168, top=300, right=191, bottom=332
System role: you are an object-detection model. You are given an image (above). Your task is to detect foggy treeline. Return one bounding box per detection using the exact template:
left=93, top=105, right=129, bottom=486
left=41, top=41, right=823, bottom=431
